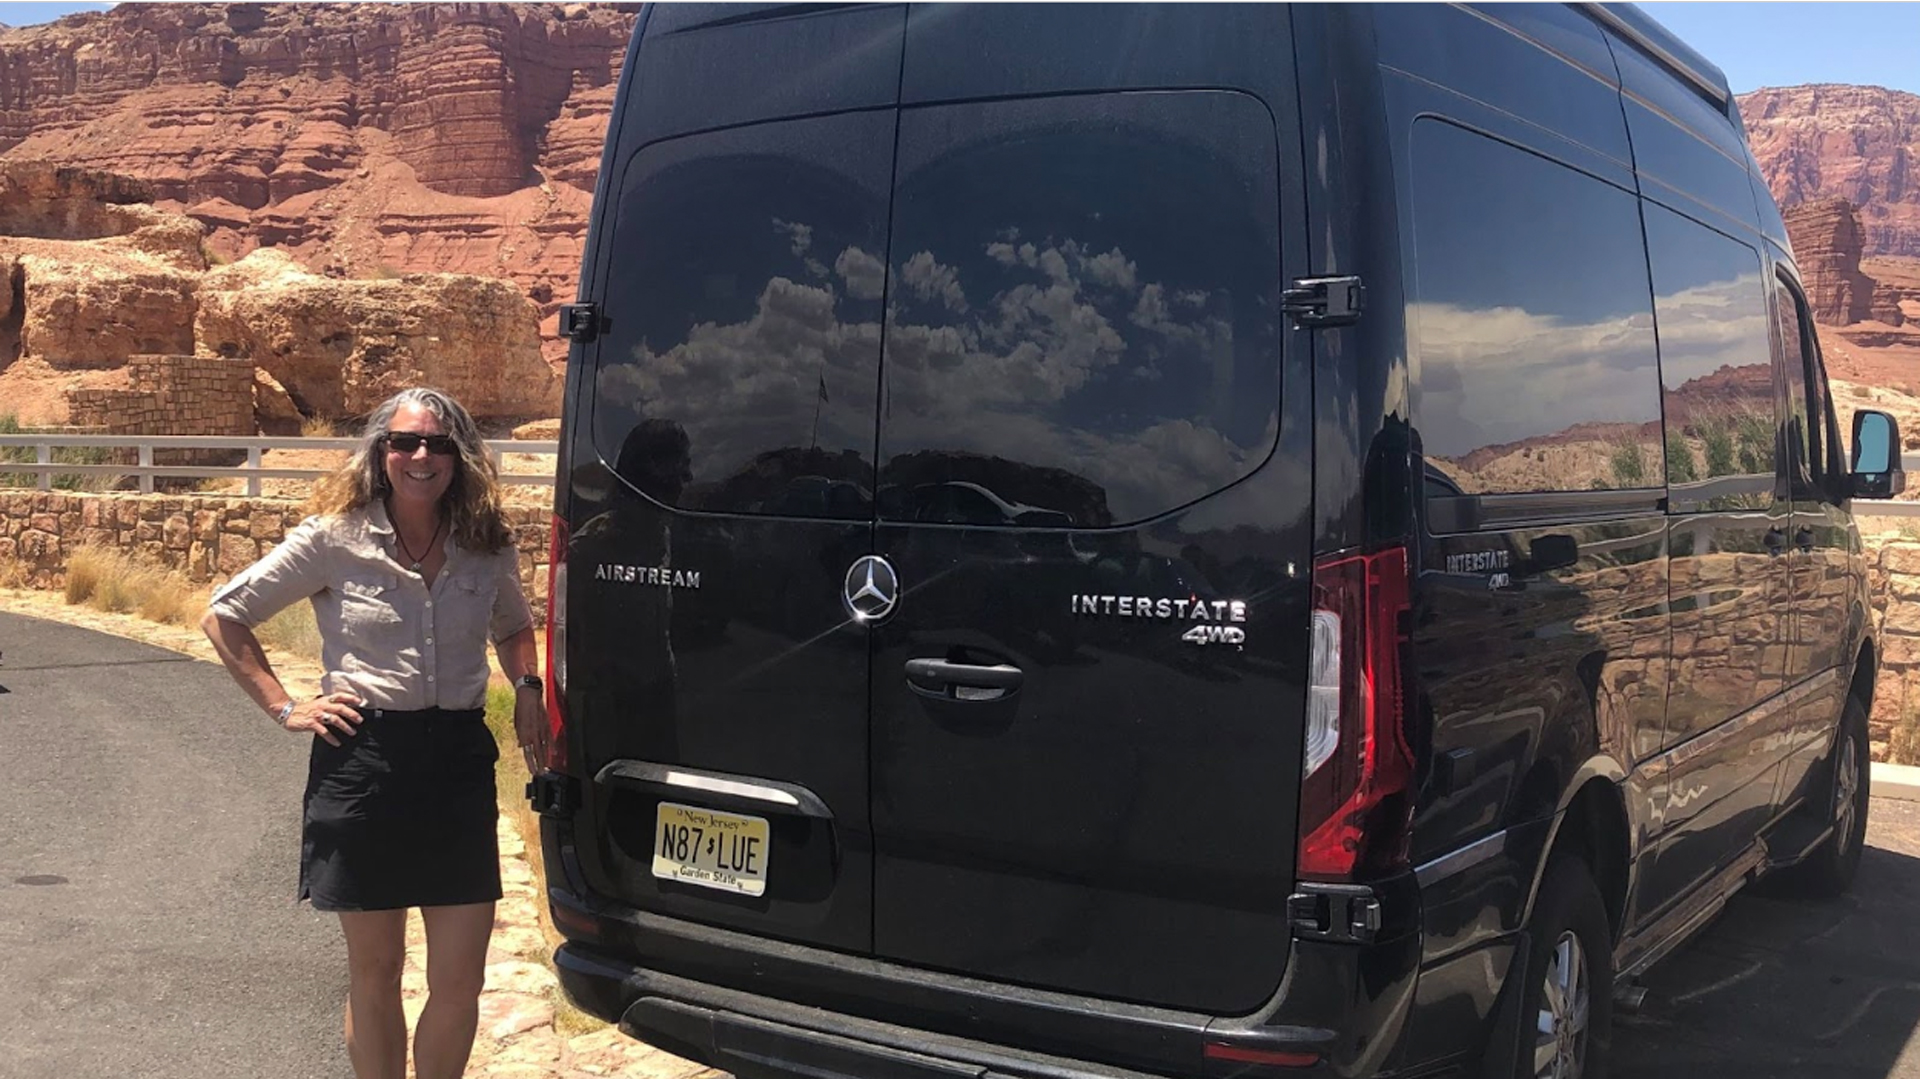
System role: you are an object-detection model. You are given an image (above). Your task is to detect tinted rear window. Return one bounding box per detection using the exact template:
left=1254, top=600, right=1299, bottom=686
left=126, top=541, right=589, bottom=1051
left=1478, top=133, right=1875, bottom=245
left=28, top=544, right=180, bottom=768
left=1411, top=120, right=1665, bottom=497
left=875, top=91, right=1282, bottom=528
left=590, top=110, right=895, bottom=517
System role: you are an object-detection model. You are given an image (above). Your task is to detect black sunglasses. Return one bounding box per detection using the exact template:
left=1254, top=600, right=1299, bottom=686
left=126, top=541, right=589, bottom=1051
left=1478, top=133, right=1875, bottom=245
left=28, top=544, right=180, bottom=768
left=383, top=431, right=459, bottom=456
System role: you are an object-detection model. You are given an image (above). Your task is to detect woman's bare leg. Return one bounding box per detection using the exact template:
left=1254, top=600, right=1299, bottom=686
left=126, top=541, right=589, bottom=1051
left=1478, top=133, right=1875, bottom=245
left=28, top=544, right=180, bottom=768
left=338, top=909, right=409, bottom=1079
left=413, top=901, right=496, bottom=1079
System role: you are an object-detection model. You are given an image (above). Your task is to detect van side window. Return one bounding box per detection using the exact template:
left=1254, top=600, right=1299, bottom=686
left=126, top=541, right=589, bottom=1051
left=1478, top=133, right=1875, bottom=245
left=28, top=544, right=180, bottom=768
left=1641, top=204, right=1776, bottom=512
left=1410, top=121, right=1663, bottom=498
left=1766, top=272, right=1843, bottom=499
left=874, top=91, right=1281, bottom=528
left=1773, top=274, right=1829, bottom=500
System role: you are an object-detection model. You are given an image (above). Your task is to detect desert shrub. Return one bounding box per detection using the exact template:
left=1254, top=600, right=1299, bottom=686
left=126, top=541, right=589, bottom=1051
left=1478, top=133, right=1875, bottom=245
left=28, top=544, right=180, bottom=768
left=1665, top=430, right=1698, bottom=484
left=1609, top=440, right=1648, bottom=488
left=0, top=413, right=128, bottom=491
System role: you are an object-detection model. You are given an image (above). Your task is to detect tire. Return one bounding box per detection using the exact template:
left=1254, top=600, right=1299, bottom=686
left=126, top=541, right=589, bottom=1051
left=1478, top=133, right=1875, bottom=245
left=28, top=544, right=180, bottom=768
left=1513, top=857, right=1613, bottom=1078
left=1776, top=694, right=1870, bottom=898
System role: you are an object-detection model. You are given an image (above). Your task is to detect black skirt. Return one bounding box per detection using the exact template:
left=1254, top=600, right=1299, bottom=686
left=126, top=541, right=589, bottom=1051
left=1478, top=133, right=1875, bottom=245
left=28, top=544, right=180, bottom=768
left=299, top=706, right=502, bottom=912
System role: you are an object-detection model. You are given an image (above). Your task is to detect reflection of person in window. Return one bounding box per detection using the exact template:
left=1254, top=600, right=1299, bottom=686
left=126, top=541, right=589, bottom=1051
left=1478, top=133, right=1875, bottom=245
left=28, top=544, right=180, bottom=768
left=576, top=419, right=692, bottom=769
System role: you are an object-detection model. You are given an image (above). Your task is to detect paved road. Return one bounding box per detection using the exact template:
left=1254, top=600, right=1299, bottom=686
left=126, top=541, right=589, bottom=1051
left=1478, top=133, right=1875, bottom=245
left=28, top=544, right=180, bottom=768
left=1616, top=796, right=1920, bottom=1077
left=0, top=611, right=350, bottom=1078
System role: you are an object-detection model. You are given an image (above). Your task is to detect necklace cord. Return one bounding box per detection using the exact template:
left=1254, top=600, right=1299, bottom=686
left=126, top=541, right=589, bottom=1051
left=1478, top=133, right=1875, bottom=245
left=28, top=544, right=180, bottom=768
left=394, top=514, right=446, bottom=569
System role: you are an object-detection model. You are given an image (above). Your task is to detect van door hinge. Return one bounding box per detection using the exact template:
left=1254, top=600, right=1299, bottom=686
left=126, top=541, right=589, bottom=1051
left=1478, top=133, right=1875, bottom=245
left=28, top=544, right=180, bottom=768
left=1282, top=275, right=1365, bottom=328
left=559, top=303, right=601, bottom=343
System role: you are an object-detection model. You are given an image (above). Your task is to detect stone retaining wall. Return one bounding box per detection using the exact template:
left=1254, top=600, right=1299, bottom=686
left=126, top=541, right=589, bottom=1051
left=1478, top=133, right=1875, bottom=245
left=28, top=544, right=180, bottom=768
left=0, top=489, right=551, bottom=616
left=1870, top=541, right=1920, bottom=756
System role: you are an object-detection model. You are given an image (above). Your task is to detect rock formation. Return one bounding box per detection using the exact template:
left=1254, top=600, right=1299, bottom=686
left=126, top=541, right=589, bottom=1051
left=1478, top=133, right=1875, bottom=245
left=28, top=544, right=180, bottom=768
left=1782, top=198, right=1884, bottom=326
left=1740, top=84, right=1920, bottom=260
left=0, top=160, right=558, bottom=425
left=197, top=247, right=558, bottom=419
left=0, top=3, right=638, bottom=366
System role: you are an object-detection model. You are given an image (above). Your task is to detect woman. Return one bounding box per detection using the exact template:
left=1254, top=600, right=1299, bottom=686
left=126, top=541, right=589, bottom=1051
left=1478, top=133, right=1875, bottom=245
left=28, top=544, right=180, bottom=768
left=201, top=387, right=544, bottom=1079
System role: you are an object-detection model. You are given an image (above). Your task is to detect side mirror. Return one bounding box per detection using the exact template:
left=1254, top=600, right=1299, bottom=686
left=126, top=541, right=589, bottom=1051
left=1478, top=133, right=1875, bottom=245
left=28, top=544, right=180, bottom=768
left=1523, top=533, right=1580, bottom=575
left=1851, top=410, right=1907, bottom=499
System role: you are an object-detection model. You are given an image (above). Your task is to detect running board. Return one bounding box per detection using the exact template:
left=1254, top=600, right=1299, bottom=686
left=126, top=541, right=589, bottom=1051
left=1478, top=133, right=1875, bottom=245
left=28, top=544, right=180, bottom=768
left=1613, top=841, right=1767, bottom=985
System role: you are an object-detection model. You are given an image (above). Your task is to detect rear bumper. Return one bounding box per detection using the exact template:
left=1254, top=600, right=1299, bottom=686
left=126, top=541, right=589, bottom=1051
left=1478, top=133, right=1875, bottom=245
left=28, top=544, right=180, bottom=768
left=559, top=943, right=1146, bottom=1078
left=545, top=876, right=1430, bottom=1077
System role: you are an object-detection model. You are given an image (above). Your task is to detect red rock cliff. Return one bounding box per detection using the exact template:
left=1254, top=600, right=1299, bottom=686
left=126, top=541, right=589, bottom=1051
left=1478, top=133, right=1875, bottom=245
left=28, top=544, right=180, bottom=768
left=1782, top=198, right=1882, bottom=325
left=0, top=2, right=637, bottom=366
left=1740, top=84, right=1920, bottom=260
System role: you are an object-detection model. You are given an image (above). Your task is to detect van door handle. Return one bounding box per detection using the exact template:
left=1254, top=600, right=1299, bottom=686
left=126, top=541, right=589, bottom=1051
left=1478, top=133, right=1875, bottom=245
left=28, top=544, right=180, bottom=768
left=904, top=659, right=1023, bottom=700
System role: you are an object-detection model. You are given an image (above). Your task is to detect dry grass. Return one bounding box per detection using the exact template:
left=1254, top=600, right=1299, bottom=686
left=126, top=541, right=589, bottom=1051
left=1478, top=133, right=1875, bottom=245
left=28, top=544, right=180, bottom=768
left=300, top=416, right=341, bottom=439
left=255, top=601, right=322, bottom=661
left=0, top=552, right=27, bottom=588
left=1893, top=706, right=1920, bottom=767
left=62, top=546, right=206, bottom=624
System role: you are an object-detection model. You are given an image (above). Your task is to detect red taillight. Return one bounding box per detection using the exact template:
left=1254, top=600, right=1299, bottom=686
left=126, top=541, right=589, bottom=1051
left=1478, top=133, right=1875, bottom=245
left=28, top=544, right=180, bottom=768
left=542, top=514, right=571, bottom=774
left=1297, top=545, right=1414, bottom=882
left=1202, top=1042, right=1321, bottom=1068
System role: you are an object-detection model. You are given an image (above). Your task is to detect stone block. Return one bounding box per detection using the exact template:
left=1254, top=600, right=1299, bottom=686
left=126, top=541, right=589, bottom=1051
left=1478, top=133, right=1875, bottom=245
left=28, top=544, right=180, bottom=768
left=163, top=514, right=192, bottom=551
left=216, top=533, right=259, bottom=576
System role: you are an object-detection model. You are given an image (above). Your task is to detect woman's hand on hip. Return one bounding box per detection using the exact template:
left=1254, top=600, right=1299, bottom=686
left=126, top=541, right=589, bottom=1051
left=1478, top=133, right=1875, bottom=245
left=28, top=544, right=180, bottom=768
left=291, top=691, right=367, bottom=746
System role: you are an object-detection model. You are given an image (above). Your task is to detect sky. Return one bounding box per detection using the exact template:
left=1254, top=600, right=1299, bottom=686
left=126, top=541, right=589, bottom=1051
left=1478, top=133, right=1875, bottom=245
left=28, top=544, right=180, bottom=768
left=0, top=1, right=1916, bottom=98
left=1617, top=3, right=1920, bottom=95
left=0, top=1, right=108, bottom=29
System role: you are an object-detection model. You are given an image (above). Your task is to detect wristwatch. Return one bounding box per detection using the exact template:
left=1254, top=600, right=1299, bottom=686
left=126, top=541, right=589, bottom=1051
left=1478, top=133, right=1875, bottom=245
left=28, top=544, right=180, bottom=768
left=516, top=674, right=543, bottom=692
left=274, top=700, right=296, bottom=725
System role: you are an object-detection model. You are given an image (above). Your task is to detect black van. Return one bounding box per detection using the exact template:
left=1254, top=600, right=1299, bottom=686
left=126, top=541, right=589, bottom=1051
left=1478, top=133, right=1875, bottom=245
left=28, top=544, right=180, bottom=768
left=528, top=4, right=1908, bottom=1075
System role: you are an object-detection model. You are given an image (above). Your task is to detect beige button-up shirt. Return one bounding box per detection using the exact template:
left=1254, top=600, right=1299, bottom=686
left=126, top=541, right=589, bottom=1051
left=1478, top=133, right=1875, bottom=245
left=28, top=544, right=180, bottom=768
left=209, top=502, right=534, bottom=711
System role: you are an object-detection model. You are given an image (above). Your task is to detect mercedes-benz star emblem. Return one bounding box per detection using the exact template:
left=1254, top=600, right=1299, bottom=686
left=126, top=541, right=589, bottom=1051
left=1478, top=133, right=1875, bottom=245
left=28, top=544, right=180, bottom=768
left=843, top=555, right=899, bottom=624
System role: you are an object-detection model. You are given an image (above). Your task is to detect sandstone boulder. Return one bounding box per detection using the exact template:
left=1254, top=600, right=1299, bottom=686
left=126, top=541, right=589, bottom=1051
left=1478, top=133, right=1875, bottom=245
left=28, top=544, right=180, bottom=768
left=195, top=248, right=560, bottom=420
left=20, top=254, right=198, bottom=368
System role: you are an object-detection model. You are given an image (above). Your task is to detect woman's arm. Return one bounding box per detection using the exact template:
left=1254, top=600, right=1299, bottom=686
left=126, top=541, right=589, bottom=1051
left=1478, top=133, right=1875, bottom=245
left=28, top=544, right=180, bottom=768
left=495, top=625, right=548, bottom=769
left=201, top=612, right=364, bottom=746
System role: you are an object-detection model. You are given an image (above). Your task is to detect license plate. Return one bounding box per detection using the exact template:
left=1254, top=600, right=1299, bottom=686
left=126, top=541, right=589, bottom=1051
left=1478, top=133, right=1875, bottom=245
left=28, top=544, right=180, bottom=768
left=651, top=802, right=770, bottom=897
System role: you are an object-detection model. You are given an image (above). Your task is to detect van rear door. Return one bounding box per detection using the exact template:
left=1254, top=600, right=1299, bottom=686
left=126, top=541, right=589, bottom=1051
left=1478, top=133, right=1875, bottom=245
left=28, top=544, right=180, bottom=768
left=865, top=8, right=1308, bottom=1013
left=567, top=5, right=903, bottom=954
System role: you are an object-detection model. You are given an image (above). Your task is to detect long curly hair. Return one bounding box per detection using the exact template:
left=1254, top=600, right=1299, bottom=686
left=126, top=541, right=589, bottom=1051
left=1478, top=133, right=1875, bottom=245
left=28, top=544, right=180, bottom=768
left=306, top=387, right=512, bottom=552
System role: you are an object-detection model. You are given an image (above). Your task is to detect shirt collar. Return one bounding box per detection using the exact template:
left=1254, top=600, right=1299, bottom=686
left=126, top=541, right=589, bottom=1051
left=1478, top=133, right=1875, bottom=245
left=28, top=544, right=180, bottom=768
left=366, top=498, right=395, bottom=537
left=363, top=499, right=466, bottom=566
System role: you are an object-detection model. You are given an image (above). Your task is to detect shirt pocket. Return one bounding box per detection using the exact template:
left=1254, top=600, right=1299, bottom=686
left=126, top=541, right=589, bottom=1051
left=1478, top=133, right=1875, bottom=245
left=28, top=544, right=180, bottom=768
left=445, top=572, right=499, bottom=643
left=337, top=574, right=404, bottom=636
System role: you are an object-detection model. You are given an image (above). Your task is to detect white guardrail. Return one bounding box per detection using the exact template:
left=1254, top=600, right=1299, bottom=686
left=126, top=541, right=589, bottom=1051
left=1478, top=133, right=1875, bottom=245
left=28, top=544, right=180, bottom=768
left=1851, top=453, right=1920, bottom=519
left=0, top=435, right=557, bottom=496
left=3, top=437, right=1917, bottom=512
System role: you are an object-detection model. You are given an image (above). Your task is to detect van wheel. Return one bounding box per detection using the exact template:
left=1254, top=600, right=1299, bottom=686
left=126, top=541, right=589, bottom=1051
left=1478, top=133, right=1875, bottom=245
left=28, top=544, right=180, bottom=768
left=1515, top=857, right=1613, bottom=1078
left=1776, top=695, right=1870, bottom=898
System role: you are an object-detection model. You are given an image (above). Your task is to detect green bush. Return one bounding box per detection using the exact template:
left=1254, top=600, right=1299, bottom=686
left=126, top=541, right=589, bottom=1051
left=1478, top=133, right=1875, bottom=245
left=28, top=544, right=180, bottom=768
left=1665, top=430, right=1698, bottom=484
left=0, top=413, right=128, bottom=491
left=1609, top=441, right=1648, bottom=488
